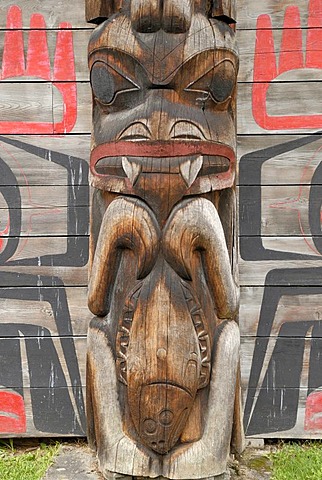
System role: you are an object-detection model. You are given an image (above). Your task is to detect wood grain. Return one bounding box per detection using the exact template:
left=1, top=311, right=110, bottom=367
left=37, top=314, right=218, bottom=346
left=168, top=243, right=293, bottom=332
left=0, top=286, right=91, bottom=335
left=0, top=387, right=86, bottom=438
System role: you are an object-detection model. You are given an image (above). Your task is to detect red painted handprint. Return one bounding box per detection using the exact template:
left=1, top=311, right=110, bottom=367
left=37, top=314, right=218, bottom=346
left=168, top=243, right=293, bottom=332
left=253, top=0, right=322, bottom=130
left=0, top=6, right=76, bottom=134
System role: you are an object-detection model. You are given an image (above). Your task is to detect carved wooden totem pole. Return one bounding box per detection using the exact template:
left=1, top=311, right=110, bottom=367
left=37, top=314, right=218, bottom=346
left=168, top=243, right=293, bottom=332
left=86, top=1, right=243, bottom=478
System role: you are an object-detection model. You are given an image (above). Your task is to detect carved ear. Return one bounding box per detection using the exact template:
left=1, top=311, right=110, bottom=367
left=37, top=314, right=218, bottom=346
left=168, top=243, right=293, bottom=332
left=85, top=0, right=122, bottom=24
left=210, top=0, right=236, bottom=24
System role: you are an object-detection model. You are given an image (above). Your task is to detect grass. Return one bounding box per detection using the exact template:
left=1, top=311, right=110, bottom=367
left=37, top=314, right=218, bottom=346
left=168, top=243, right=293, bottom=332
left=0, top=440, right=60, bottom=480
left=270, top=442, right=322, bottom=480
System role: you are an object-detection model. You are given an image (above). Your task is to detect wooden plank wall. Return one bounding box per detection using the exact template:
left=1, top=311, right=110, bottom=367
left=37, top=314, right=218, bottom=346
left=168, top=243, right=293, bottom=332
left=239, top=0, right=322, bottom=439
left=0, top=0, right=322, bottom=439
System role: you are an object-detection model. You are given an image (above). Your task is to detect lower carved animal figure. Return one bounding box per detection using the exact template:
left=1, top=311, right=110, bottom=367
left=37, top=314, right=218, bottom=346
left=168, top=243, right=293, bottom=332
left=87, top=197, right=243, bottom=479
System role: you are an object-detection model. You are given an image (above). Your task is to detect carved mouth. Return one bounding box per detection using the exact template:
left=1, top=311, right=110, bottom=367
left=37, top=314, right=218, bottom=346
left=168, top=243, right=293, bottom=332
left=95, top=155, right=230, bottom=184
left=90, top=140, right=235, bottom=189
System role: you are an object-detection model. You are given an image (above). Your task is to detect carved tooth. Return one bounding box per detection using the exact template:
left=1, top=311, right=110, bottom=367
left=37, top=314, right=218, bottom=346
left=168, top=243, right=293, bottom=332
left=179, top=155, right=203, bottom=187
left=122, top=156, right=142, bottom=185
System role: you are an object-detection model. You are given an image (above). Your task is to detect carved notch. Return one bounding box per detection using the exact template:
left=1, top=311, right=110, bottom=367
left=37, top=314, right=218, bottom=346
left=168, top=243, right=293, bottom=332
left=211, top=0, right=236, bottom=24
left=85, top=0, right=122, bottom=24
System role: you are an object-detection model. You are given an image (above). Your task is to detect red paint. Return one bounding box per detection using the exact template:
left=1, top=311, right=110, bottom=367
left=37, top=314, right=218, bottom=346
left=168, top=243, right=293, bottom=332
left=305, top=391, right=322, bottom=431
left=0, top=6, right=77, bottom=134
left=253, top=0, right=322, bottom=130
left=2, top=6, right=25, bottom=78
left=90, top=140, right=235, bottom=169
left=0, top=390, right=26, bottom=433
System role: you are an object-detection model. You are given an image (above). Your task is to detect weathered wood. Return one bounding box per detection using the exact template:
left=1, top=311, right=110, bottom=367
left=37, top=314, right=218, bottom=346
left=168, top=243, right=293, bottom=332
left=240, top=185, right=322, bottom=237
left=242, top=335, right=322, bottom=438
left=87, top=1, right=243, bottom=478
left=0, top=286, right=91, bottom=335
left=0, top=30, right=89, bottom=81
left=0, top=135, right=90, bottom=186
left=0, top=336, right=86, bottom=384
left=5, top=81, right=320, bottom=135
left=85, top=0, right=122, bottom=24
left=238, top=135, right=322, bottom=186
left=0, top=387, right=86, bottom=437
left=244, top=388, right=322, bottom=439
left=240, top=255, right=322, bottom=285
left=240, top=286, right=322, bottom=336
left=0, top=186, right=88, bottom=207
left=0, top=206, right=88, bottom=236
left=0, top=0, right=315, bottom=30
left=0, top=264, right=88, bottom=287
left=0, top=2, right=91, bottom=29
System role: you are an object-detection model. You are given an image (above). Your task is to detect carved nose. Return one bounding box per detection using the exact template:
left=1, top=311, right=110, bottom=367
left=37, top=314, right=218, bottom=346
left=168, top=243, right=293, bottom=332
left=131, top=0, right=193, bottom=33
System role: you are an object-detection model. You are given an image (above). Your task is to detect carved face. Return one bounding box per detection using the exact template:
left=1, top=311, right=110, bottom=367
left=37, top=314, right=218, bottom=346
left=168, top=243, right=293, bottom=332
left=88, top=6, right=238, bottom=212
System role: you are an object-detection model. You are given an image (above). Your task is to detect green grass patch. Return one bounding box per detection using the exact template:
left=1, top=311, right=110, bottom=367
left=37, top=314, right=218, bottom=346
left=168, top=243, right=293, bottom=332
left=0, top=440, right=60, bottom=480
left=271, top=442, right=322, bottom=480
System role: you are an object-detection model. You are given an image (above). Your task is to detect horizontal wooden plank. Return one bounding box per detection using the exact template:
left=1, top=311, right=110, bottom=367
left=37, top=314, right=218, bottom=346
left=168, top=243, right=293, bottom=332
left=240, top=285, right=322, bottom=337
left=0, top=285, right=91, bottom=336
left=0, top=82, right=90, bottom=135
left=240, top=254, right=322, bottom=285
left=243, top=388, right=322, bottom=439
left=0, top=206, right=89, bottom=236
left=0, top=29, right=89, bottom=82
left=239, top=184, right=322, bottom=237
left=0, top=2, right=91, bottom=29
left=0, top=0, right=315, bottom=31
left=0, top=135, right=90, bottom=186
left=238, top=134, right=322, bottom=186
left=0, top=336, right=86, bottom=387
left=3, top=81, right=322, bottom=138
left=0, top=265, right=87, bottom=287
left=241, top=335, right=320, bottom=386
left=2, top=28, right=321, bottom=85
left=2, top=283, right=322, bottom=339
left=0, top=234, right=88, bottom=271
left=0, top=83, right=53, bottom=123
left=242, top=333, right=322, bottom=438
left=238, top=82, right=322, bottom=135
left=237, top=0, right=318, bottom=30
left=0, top=186, right=88, bottom=207
left=0, top=387, right=86, bottom=437
left=238, top=28, right=322, bottom=83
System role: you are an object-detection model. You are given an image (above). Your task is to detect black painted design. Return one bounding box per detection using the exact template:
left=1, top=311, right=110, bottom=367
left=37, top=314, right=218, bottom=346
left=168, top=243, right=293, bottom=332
left=0, top=137, right=89, bottom=435
left=241, top=134, right=322, bottom=435
left=0, top=272, right=86, bottom=434
left=0, top=136, right=89, bottom=267
left=0, top=156, right=21, bottom=264
left=239, top=132, right=322, bottom=261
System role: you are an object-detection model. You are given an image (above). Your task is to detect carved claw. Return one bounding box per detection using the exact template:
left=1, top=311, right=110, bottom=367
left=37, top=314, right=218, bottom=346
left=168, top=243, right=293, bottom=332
left=88, top=197, right=160, bottom=316
left=163, top=197, right=238, bottom=320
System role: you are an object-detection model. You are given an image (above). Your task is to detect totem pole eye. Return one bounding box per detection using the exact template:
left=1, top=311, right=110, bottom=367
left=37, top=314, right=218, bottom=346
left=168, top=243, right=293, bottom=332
left=186, top=60, right=236, bottom=103
left=90, top=61, right=139, bottom=105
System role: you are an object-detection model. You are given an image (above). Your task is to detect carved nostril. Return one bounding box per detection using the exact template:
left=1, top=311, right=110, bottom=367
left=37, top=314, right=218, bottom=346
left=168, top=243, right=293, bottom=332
left=162, top=0, right=194, bottom=33
left=131, top=0, right=162, bottom=32
left=157, top=348, right=167, bottom=360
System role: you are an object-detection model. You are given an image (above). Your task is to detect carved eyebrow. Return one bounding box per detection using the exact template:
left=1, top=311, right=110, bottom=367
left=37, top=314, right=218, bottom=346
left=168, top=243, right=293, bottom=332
left=89, top=49, right=148, bottom=86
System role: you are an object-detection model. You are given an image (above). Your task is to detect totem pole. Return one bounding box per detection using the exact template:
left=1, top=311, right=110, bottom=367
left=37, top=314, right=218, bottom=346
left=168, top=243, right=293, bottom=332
left=86, top=1, right=244, bottom=478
